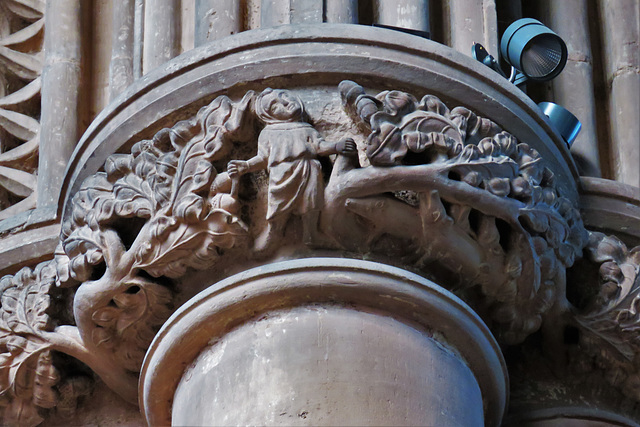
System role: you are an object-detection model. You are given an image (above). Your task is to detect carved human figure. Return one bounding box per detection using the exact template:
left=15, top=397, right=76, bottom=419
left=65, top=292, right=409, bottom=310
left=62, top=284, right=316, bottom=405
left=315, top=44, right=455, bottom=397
left=228, top=88, right=356, bottom=253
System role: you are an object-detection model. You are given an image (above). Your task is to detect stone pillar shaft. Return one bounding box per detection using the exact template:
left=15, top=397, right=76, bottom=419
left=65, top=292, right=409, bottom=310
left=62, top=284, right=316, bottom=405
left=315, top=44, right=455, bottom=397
left=261, top=0, right=325, bottom=27
left=325, top=0, right=358, bottom=24
left=133, top=0, right=144, bottom=79
left=108, top=0, right=135, bottom=101
left=598, top=0, right=639, bottom=186
left=195, top=0, right=242, bottom=46
left=545, top=0, right=601, bottom=177
left=143, top=0, right=181, bottom=73
left=447, top=0, right=498, bottom=57
left=374, top=0, right=430, bottom=33
left=37, top=0, right=82, bottom=207
left=141, top=259, right=507, bottom=427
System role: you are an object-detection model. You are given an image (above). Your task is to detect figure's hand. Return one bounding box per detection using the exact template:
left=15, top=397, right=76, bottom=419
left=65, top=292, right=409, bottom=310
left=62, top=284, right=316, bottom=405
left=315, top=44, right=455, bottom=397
left=227, top=160, right=249, bottom=177
left=337, top=138, right=357, bottom=156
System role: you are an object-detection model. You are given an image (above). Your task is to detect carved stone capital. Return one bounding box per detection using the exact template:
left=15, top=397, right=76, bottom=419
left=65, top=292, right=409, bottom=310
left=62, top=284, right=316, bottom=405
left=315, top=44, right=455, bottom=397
left=0, top=24, right=638, bottom=425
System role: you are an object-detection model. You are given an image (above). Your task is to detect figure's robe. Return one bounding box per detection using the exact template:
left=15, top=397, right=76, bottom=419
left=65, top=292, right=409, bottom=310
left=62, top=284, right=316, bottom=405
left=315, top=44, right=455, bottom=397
left=258, top=122, right=324, bottom=220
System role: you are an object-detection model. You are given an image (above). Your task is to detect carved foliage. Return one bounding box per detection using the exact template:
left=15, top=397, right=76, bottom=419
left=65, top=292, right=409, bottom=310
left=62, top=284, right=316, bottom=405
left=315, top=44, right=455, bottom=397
left=56, top=93, right=253, bottom=379
left=575, top=232, right=640, bottom=400
left=1, top=81, right=623, bottom=420
left=332, top=81, right=588, bottom=344
left=0, top=262, right=89, bottom=427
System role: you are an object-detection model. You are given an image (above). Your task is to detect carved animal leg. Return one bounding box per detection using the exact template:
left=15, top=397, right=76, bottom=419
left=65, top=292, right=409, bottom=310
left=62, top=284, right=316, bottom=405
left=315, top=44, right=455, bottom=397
left=302, top=210, right=338, bottom=248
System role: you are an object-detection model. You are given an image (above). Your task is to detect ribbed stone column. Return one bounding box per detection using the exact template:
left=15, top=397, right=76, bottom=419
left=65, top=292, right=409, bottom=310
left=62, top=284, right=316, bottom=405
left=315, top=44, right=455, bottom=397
left=133, top=0, right=144, bottom=79
left=544, top=0, right=600, bottom=177
left=142, top=0, right=181, bottom=73
left=448, top=0, right=498, bottom=57
left=261, top=0, right=324, bottom=27
left=37, top=0, right=81, bottom=207
left=598, top=0, right=639, bottom=186
left=325, top=0, right=358, bottom=23
left=374, top=0, right=430, bottom=33
left=195, top=0, right=241, bottom=46
left=108, top=0, right=135, bottom=101
left=141, top=259, right=507, bottom=426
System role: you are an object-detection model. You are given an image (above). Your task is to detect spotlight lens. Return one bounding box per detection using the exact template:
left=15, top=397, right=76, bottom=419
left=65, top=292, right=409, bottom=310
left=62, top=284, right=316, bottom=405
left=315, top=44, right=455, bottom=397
left=522, top=34, right=564, bottom=78
left=500, top=18, right=568, bottom=81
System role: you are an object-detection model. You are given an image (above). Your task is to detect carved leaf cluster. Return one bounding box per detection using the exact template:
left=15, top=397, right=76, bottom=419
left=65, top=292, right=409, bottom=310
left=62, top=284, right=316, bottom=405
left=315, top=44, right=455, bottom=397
left=575, top=232, right=640, bottom=400
left=61, top=94, right=253, bottom=282
left=0, top=263, right=59, bottom=426
left=338, top=81, right=589, bottom=344
left=53, top=94, right=254, bottom=387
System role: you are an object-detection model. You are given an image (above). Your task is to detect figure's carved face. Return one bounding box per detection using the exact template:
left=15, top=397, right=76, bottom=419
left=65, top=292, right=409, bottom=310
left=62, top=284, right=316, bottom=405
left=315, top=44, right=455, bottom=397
left=259, top=89, right=303, bottom=122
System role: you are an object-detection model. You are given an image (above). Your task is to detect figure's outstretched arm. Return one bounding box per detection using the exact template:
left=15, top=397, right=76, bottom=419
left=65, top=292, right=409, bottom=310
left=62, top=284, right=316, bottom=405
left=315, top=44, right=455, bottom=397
left=227, top=155, right=268, bottom=177
left=317, top=137, right=357, bottom=156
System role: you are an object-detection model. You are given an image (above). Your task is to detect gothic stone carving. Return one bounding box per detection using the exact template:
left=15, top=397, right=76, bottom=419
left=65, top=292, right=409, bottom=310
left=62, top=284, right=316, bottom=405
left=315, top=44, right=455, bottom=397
left=572, top=232, right=640, bottom=401
left=0, top=82, right=637, bottom=423
left=0, top=0, right=44, bottom=219
left=328, top=81, right=588, bottom=345
left=227, top=88, right=356, bottom=253
left=0, top=262, right=90, bottom=426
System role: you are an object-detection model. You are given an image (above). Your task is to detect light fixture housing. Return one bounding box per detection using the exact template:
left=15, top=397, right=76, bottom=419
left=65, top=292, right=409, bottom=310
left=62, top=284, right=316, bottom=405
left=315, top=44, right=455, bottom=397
left=500, top=18, right=568, bottom=82
left=538, top=102, right=582, bottom=147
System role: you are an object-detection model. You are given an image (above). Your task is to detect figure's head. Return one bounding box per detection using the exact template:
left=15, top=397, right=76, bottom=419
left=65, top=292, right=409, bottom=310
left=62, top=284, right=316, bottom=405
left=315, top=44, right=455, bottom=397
left=256, top=88, right=304, bottom=123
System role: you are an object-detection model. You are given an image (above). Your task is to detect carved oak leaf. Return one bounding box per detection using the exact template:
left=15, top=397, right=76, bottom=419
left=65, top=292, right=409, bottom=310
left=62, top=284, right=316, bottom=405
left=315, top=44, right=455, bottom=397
left=135, top=208, right=248, bottom=279
left=573, top=232, right=640, bottom=400
left=0, top=264, right=58, bottom=427
left=51, top=93, right=255, bottom=402
left=334, top=81, right=588, bottom=344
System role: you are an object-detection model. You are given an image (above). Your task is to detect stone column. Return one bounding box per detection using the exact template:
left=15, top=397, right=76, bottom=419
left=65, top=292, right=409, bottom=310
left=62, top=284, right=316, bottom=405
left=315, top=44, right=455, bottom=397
left=598, top=0, right=639, bottom=186
left=37, top=0, right=81, bottom=207
left=195, top=0, right=241, bottom=46
left=447, top=0, right=498, bottom=57
left=325, top=0, right=358, bottom=24
left=374, top=0, right=430, bottom=33
left=543, top=0, right=601, bottom=177
left=261, top=0, right=324, bottom=27
left=133, top=0, right=144, bottom=79
left=108, top=0, right=135, bottom=101
left=142, top=0, right=181, bottom=73
left=141, top=259, right=507, bottom=426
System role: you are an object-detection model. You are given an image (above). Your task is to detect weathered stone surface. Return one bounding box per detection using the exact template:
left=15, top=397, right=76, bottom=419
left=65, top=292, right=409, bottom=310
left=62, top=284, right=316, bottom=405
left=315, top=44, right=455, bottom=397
left=579, top=177, right=640, bottom=247
left=598, top=0, right=640, bottom=187
left=545, top=0, right=601, bottom=178
left=447, top=0, right=498, bottom=58
left=142, top=0, right=181, bottom=73
left=195, top=0, right=242, bottom=45
left=374, top=0, right=430, bottom=32
left=108, top=0, right=135, bottom=101
left=142, top=259, right=507, bottom=426
left=37, top=0, right=80, bottom=208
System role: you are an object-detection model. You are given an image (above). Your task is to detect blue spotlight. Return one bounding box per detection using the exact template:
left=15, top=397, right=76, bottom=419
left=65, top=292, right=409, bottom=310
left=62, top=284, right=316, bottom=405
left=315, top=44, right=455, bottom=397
left=501, top=18, right=568, bottom=83
left=538, top=102, right=582, bottom=148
